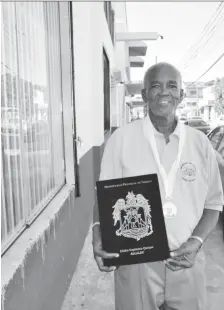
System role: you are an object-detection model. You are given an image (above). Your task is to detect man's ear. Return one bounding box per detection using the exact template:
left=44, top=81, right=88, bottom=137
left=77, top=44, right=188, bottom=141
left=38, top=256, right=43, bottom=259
left=141, top=89, right=148, bottom=103
left=179, top=89, right=184, bottom=103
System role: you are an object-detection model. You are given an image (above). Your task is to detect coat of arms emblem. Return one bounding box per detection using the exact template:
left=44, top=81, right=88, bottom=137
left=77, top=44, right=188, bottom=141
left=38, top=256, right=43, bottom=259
left=112, top=192, right=153, bottom=241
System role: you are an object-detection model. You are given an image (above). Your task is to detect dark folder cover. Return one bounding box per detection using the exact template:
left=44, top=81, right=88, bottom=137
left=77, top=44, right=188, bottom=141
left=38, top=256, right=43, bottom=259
left=96, top=174, right=170, bottom=267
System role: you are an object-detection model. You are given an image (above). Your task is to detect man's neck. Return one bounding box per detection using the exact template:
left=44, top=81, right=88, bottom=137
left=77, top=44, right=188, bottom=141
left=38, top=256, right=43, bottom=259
left=149, top=110, right=177, bottom=137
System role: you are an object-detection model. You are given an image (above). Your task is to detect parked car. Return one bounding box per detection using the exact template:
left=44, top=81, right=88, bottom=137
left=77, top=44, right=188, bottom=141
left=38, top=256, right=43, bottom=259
left=184, top=119, right=210, bottom=134
left=189, top=116, right=203, bottom=120
left=178, top=115, right=187, bottom=123
left=207, top=125, right=224, bottom=237
left=207, top=126, right=224, bottom=153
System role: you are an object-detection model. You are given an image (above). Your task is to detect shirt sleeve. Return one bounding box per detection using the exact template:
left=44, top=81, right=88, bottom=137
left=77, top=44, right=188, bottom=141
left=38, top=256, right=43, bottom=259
left=204, top=141, right=224, bottom=212
left=99, top=128, right=123, bottom=181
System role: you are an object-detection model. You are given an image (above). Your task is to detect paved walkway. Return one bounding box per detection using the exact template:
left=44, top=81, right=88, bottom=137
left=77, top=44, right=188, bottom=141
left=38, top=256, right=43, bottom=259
left=62, top=219, right=224, bottom=310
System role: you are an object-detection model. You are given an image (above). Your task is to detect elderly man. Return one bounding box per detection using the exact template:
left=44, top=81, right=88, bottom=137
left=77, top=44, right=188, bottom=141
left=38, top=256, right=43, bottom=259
left=92, top=62, right=223, bottom=310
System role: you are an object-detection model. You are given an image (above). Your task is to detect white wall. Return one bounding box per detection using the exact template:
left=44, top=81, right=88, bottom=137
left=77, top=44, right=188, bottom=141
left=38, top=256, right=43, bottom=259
left=203, top=86, right=216, bottom=101
left=112, top=2, right=128, bottom=31
left=113, top=2, right=129, bottom=82
left=72, top=2, right=115, bottom=159
left=114, top=41, right=129, bottom=82
left=111, top=83, right=126, bottom=128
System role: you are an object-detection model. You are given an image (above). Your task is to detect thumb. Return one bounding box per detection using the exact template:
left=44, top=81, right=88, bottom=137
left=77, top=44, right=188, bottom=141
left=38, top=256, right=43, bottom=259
left=170, top=243, right=189, bottom=258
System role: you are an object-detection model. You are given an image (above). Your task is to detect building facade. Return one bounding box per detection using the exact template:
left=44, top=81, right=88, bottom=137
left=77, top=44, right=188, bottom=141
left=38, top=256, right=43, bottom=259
left=177, top=81, right=205, bottom=118
left=198, top=79, right=224, bottom=122
left=1, top=2, right=127, bottom=310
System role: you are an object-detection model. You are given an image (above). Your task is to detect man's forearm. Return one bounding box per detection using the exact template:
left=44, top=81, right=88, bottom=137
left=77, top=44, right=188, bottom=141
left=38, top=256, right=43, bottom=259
left=93, top=201, right=100, bottom=223
left=93, top=188, right=100, bottom=223
left=92, top=196, right=101, bottom=243
left=192, top=209, right=220, bottom=241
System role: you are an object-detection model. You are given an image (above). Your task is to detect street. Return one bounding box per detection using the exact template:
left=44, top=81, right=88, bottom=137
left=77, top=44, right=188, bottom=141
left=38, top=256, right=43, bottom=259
left=62, top=219, right=224, bottom=310
left=2, top=3, right=224, bottom=309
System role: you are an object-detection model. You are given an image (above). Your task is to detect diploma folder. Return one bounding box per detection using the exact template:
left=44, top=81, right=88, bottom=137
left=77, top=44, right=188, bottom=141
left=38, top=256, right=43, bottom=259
left=96, top=174, right=170, bottom=267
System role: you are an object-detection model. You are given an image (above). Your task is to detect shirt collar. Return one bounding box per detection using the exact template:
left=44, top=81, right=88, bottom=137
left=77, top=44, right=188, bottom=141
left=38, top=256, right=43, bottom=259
left=145, top=114, right=180, bottom=138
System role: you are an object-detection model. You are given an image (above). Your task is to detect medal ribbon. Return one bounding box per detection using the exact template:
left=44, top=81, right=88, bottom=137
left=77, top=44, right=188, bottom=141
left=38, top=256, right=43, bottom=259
left=143, top=116, right=186, bottom=200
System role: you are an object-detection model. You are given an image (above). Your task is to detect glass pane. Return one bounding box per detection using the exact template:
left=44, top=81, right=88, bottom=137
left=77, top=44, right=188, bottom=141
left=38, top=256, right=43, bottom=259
left=45, top=2, right=65, bottom=188
left=190, top=121, right=196, bottom=126
left=1, top=2, right=25, bottom=245
left=210, top=129, right=223, bottom=150
left=217, top=137, right=224, bottom=158
left=15, top=2, right=65, bottom=220
left=1, top=2, right=65, bottom=250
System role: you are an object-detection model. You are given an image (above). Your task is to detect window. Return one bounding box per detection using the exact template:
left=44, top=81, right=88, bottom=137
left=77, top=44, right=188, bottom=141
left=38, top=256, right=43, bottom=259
left=189, top=120, right=198, bottom=126
left=199, top=121, right=207, bottom=126
left=1, top=2, right=65, bottom=253
left=217, top=137, right=224, bottom=158
left=190, top=90, right=197, bottom=96
left=209, top=127, right=224, bottom=150
left=189, top=120, right=206, bottom=127
left=186, top=102, right=197, bottom=107
left=103, top=49, right=110, bottom=132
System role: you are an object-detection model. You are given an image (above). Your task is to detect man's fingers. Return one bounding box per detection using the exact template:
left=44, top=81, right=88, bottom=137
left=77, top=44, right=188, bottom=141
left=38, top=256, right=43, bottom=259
left=183, top=255, right=194, bottom=265
left=166, top=258, right=192, bottom=268
left=95, top=255, right=116, bottom=272
left=170, top=246, right=191, bottom=258
left=170, top=239, right=200, bottom=258
left=93, top=241, right=119, bottom=272
left=92, top=234, right=119, bottom=272
left=94, top=247, right=119, bottom=259
left=164, top=261, right=183, bottom=271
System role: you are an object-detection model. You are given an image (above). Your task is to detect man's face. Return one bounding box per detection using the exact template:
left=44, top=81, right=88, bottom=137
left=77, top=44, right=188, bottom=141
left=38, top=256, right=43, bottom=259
left=142, top=65, right=183, bottom=118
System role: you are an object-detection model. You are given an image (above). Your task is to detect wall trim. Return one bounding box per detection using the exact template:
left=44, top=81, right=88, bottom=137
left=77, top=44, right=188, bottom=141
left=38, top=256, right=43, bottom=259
left=1, top=184, right=75, bottom=289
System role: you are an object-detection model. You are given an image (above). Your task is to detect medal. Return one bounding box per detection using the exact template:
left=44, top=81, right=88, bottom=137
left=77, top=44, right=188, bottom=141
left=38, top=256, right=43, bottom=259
left=163, top=202, right=177, bottom=218
left=143, top=116, right=186, bottom=218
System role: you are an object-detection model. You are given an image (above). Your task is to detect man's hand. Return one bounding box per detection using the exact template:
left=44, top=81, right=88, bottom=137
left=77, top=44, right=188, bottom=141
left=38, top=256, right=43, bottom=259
left=164, top=238, right=202, bottom=271
left=92, top=225, right=119, bottom=272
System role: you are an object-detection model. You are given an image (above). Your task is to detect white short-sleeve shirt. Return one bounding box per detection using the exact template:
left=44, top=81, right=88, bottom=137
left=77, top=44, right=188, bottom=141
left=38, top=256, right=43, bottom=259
left=99, top=115, right=224, bottom=250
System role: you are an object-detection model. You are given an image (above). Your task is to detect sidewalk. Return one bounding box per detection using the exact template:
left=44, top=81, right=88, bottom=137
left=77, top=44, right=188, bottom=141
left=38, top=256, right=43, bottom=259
left=61, top=220, right=224, bottom=310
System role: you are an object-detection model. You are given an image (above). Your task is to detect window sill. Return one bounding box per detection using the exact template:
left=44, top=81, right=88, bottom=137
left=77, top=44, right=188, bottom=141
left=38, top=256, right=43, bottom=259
left=1, top=184, right=75, bottom=288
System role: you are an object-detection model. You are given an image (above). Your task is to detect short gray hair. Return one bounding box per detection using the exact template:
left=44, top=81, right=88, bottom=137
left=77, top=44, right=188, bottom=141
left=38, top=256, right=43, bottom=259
left=143, top=62, right=182, bottom=89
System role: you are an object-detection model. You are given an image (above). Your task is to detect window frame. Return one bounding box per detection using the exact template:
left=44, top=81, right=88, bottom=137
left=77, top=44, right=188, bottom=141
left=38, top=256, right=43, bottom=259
left=103, top=47, right=111, bottom=134
left=1, top=1, right=76, bottom=255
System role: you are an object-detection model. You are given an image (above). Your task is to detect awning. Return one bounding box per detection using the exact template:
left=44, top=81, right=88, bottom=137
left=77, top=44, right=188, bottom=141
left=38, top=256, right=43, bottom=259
left=129, top=41, right=147, bottom=57
left=116, top=32, right=162, bottom=41
left=126, top=101, right=147, bottom=108
left=129, top=56, right=144, bottom=68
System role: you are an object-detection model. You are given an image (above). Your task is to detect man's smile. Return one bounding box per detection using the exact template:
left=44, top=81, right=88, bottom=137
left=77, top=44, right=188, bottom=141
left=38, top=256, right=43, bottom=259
left=159, top=100, right=170, bottom=104
left=157, top=99, right=172, bottom=107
